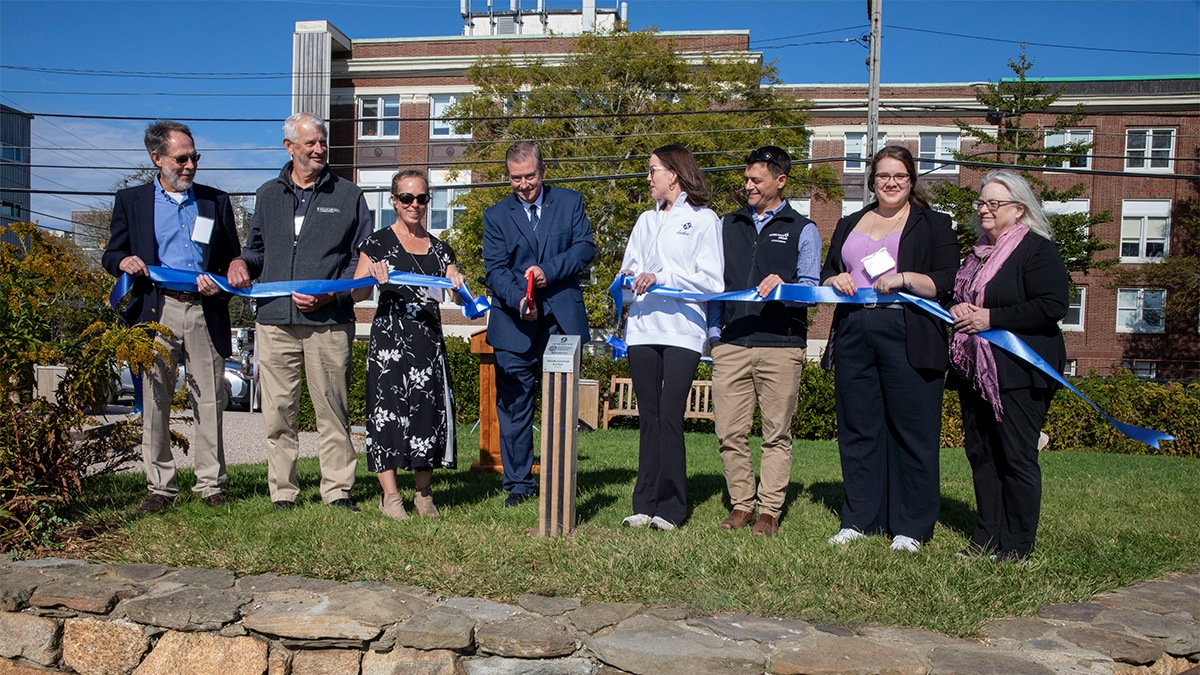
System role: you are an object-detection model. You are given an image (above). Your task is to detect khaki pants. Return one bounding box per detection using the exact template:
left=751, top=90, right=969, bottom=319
left=257, top=322, right=356, bottom=504
left=712, top=342, right=806, bottom=519
left=142, top=295, right=227, bottom=498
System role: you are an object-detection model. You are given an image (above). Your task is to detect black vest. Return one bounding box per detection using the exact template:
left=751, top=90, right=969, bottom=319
left=719, top=204, right=813, bottom=348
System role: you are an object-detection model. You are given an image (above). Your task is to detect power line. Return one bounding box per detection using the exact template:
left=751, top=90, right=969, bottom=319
left=750, top=26, right=866, bottom=45
left=888, top=25, right=1200, bottom=58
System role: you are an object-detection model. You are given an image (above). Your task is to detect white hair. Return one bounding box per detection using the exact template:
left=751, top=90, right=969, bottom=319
left=973, top=169, right=1054, bottom=240
left=283, top=112, right=327, bottom=143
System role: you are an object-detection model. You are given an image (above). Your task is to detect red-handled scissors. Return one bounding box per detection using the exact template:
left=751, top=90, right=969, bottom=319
left=524, top=268, right=536, bottom=309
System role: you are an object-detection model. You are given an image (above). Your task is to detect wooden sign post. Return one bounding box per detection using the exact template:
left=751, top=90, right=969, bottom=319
left=537, top=335, right=581, bottom=537
left=468, top=329, right=502, bottom=473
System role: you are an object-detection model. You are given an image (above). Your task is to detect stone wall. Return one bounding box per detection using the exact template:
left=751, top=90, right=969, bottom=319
left=1, top=557, right=1197, bottom=675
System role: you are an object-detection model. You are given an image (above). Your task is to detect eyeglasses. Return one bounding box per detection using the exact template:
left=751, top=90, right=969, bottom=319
left=647, top=165, right=670, bottom=176
left=875, top=173, right=910, bottom=184
left=166, top=153, right=201, bottom=166
left=746, top=149, right=789, bottom=174
left=971, top=199, right=1018, bottom=211
left=392, top=193, right=430, bottom=205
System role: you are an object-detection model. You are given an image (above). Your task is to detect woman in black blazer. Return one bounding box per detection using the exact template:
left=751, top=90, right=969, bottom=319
left=820, top=146, right=960, bottom=552
left=949, top=170, right=1068, bottom=563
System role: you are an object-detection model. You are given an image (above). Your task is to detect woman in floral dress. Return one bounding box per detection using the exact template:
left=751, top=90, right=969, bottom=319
left=351, top=169, right=464, bottom=519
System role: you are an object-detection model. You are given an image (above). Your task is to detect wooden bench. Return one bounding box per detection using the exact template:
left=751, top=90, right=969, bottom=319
left=602, top=377, right=714, bottom=429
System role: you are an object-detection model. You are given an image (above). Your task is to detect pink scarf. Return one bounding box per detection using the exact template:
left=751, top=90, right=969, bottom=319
left=950, top=223, right=1029, bottom=421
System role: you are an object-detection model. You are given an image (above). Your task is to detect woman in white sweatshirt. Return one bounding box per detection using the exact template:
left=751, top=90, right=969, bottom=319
left=619, top=144, right=724, bottom=530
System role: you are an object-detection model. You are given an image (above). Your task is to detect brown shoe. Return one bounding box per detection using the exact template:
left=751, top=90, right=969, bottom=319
left=719, top=509, right=757, bottom=530
left=413, top=489, right=439, bottom=518
left=203, top=493, right=228, bottom=508
left=378, top=492, right=408, bottom=520
left=752, top=514, right=779, bottom=536
left=138, top=494, right=173, bottom=514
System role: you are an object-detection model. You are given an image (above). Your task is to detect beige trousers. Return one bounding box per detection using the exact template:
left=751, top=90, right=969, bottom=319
left=712, top=342, right=806, bottom=519
left=257, top=322, right=356, bottom=504
left=142, top=295, right=227, bottom=498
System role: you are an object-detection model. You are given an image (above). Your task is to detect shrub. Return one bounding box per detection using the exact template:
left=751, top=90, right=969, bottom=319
left=0, top=223, right=163, bottom=551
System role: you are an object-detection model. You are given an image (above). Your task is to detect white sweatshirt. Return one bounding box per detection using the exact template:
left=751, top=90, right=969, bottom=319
left=620, top=193, right=724, bottom=353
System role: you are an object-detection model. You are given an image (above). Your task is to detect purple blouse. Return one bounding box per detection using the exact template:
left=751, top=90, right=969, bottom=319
left=842, top=230, right=902, bottom=288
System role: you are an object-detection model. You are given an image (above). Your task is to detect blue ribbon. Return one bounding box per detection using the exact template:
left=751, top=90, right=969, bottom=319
left=110, top=266, right=491, bottom=320
left=606, top=274, right=1174, bottom=450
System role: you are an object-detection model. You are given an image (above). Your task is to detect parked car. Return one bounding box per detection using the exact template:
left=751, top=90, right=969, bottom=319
left=113, top=361, right=257, bottom=411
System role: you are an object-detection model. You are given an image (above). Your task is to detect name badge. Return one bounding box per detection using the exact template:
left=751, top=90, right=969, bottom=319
left=191, top=216, right=214, bottom=245
left=860, top=247, right=896, bottom=279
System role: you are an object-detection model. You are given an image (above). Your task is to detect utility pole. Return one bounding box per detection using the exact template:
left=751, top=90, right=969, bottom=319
left=864, top=0, right=882, bottom=197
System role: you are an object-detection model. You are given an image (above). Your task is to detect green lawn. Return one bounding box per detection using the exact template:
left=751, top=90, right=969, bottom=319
left=67, top=428, right=1200, bottom=636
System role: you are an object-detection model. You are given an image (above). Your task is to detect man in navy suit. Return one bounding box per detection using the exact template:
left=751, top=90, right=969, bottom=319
left=483, top=142, right=595, bottom=507
left=102, top=120, right=241, bottom=513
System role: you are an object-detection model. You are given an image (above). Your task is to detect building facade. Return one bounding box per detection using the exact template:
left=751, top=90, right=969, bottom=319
left=292, top=11, right=1199, bottom=378
left=0, top=104, right=33, bottom=248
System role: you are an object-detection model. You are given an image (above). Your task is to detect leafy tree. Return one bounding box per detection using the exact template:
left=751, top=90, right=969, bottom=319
left=442, top=27, right=842, bottom=325
left=1111, top=200, right=1200, bottom=331
left=929, top=49, right=1113, bottom=276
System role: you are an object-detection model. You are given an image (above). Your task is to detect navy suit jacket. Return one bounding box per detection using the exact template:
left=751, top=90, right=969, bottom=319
left=101, top=181, right=241, bottom=359
left=483, top=185, right=596, bottom=354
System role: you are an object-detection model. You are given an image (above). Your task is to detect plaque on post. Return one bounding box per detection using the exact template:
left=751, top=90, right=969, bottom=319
left=537, top=335, right=581, bottom=537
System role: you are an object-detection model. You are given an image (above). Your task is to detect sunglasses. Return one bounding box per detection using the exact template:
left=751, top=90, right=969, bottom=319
left=392, top=192, right=430, bottom=205
left=746, top=148, right=788, bottom=174
left=166, top=152, right=201, bottom=165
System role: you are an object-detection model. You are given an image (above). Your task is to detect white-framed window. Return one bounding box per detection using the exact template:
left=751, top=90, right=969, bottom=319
left=844, top=132, right=886, bottom=173
left=357, top=170, right=397, bottom=306
left=1042, top=199, right=1091, bottom=235
left=359, top=97, right=400, bottom=139
left=431, top=95, right=469, bottom=138
left=1063, top=360, right=1077, bottom=377
left=1120, top=199, right=1170, bottom=261
left=788, top=199, right=811, bottom=218
left=1125, top=129, right=1174, bottom=171
left=841, top=199, right=864, bottom=218
left=1116, top=287, right=1166, bottom=334
left=1044, top=129, right=1092, bottom=169
left=0, top=144, right=26, bottom=164
left=918, top=133, right=958, bottom=173
left=1122, top=360, right=1157, bottom=380
left=428, top=169, right=467, bottom=232
left=1061, top=287, right=1085, bottom=331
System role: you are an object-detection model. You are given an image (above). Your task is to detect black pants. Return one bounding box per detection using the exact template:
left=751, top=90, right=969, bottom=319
left=629, top=344, right=701, bottom=526
left=833, top=307, right=944, bottom=541
left=960, top=384, right=1054, bottom=558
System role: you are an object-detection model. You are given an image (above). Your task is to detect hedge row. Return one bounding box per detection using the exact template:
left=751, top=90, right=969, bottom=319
left=297, top=339, right=1198, bottom=458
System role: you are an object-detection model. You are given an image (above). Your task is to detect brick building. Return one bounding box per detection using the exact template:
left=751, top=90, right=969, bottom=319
left=292, top=10, right=1199, bottom=378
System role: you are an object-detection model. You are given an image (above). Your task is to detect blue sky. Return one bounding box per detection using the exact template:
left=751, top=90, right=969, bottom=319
left=2, top=0, right=1197, bottom=229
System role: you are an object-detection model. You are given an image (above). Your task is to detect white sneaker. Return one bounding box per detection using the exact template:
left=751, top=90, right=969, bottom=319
left=622, top=514, right=652, bottom=528
left=649, top=516, right=676, bottom=531
left=828, top=528, right=866, bottom=545
left=890, top=535, right=921, bottom=553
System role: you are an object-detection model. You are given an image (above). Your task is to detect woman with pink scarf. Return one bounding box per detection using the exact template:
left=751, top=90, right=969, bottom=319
left=950, top=170, right=1069, bottom=563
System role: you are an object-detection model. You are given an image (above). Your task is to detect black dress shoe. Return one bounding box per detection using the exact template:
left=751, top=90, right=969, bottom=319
left=329, top=498, right=360, bottom=513
left=203, top=493, right=228, bottom=508
left=503, top=492, right=533, bottom=508
left=273, top=500, right=296, bottom=511
left=138, top=494, right=173, bottom=514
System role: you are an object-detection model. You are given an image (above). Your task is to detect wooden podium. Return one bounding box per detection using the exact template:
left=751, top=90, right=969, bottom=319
left=537, top=335, right=581, bottom=538
left=468, top=329, right=502, bottom=473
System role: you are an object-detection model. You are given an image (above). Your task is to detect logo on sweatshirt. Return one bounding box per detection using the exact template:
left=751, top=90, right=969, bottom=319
left=316, top=206, right=341, bottom=214
left=676, top=222, right=693, bottom=235
left=769, top=232, right=790, bottom=244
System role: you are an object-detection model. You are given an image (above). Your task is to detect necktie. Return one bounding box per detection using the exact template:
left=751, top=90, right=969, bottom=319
left=530, top=204, right=539, bottom=231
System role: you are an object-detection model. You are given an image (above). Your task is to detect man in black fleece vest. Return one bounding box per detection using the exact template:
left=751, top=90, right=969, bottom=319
left=228, top=112, right=374, bottom=512
left=706, top=147, right=821, bottom=536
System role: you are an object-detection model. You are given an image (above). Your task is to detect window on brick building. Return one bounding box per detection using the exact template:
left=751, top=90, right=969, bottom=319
left=1063, top=360, right=1077, bottom=377
left=788, top=199, right=811, bottom=218
left=1061, top=287, right=1085, bottom=331
left=1121, top=360, right=1157, bottom=379
left=1120, top=199, right=1170, bottom=261
left=428, top=169, right=467, bottom=232
left=918, top=133, right=958, bottom=173
left=1116, top=288, right=1166, bottom=334
left=1044, top=129, right=1092, bottom=169
left=1043, top=199, right=1091, bottom=235
left=431, top=95, right=469, bottom=138
left=844, top=132, right=885, bottom=173
left=841, top=199, right=864, bottom=218
left=359, top=97, right=400, bottom=139
left=1125, top=129, right=1174, bottom=171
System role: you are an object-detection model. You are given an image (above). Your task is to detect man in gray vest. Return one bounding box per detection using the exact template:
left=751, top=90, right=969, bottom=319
left=707, top=146, right=820, bottom=536
left=227, top=112, right=373, bottom=512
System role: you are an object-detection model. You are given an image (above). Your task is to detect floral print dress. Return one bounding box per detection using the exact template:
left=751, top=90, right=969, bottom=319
left=359, top=227, right=457, bottom=472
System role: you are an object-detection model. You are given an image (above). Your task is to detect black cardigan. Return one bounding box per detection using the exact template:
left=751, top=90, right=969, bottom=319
left=820, top=203, right=960, bottom=372
left=967, top=233, right=1070, bottom=390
